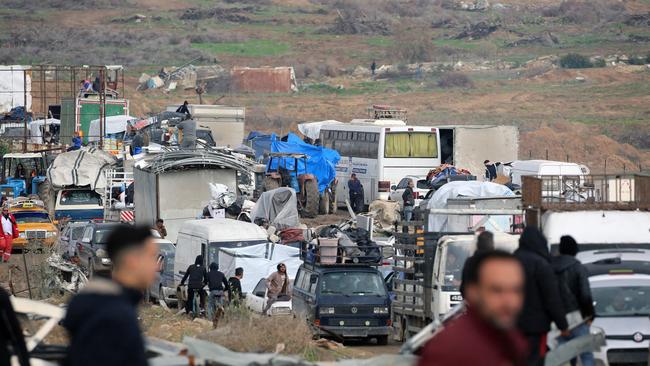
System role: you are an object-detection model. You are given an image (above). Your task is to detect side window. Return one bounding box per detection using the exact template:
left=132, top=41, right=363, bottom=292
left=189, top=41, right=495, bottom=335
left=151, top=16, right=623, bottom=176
left=71, top=227, right=85, bottom=240
left=253, top=279, right=266, bottom=297
left=308, top=274, right=318, bottom=294
left=81, top=227, right=93, bottom=243
left=396, top=178, right=410, bottom=189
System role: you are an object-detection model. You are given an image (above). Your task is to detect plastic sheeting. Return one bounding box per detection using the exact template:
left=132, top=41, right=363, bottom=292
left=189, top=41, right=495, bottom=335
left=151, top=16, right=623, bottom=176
left=47, top=147, right=117, bottom=193
left=426, top=181, right=514, bottom=231
left=29, top=118, right=60, bottom=144
left=297, top=120, right=342, bottom=140
left=218, top=243, right=301, bottom=294
left=87, top=115, right=137, bottom=142
left=250, top=187, right=300, bottom=230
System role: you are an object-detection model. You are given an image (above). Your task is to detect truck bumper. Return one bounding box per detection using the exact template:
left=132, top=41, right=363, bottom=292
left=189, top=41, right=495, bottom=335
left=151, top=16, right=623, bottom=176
left=319, top=326, right=391, bottom=338
left=12, top=237, right=56, bottom=249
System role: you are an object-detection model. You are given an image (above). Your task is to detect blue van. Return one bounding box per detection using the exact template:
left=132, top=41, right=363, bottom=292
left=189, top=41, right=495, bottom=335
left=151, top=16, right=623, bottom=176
left=292, top=263, right=391, bottom=345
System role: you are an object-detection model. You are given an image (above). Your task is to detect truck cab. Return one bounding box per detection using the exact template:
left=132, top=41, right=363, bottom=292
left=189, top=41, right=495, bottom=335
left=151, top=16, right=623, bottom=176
left=292, top=262, right=391, bottom=345
left=0, top=153, right=48, bottom=198
left=54, top=188, right=104, bottom=222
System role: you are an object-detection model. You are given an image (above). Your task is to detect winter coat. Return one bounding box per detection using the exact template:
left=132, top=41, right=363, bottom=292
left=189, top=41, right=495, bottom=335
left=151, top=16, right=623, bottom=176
left=229, top=277, right=243, bottom=300
left=418, top=308, right=528, bottom=366
left=514, top=227, right=569, bottom=334
left=180, top=255, right=207, bottom=289
left=552, top=255, right=595, bottom=319
left=207, top=263, right=230, bottom=292
left=348, top=179, right=363, bottom=195
left=62, top=279, right=146, bottom=366
left=402, top=186, right=415, bottom=207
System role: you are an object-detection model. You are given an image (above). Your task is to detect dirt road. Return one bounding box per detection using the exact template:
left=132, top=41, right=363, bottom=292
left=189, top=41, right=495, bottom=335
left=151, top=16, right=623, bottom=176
left=344, top=339, right=402, bottom=357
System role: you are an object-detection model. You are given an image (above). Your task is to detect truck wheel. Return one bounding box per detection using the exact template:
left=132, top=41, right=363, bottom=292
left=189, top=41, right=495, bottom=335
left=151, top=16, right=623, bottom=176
left=302, top=179, right=319, bottom=218
left=376, top=335, right=389, bottom=346
left=319, top=192, right=330, bottom=215
left=263, top=177, right=280, bottom=192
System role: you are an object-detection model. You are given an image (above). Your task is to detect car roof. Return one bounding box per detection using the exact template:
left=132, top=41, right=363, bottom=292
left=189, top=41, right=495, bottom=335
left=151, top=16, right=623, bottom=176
left=577, top=249, right=650, bottom=264
left=589, top=274, right=650, bottom=287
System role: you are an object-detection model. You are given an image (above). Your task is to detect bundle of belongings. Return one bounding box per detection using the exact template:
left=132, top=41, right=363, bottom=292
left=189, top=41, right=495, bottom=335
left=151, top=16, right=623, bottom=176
left=304, top=226, right=382, bottom=264
left=425, top=164, right=474, bottom=190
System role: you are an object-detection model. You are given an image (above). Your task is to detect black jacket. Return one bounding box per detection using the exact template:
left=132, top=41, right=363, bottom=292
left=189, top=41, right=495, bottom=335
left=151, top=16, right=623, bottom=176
left=0, top=288, right=29, bottom=366
left=402, top=187, right=415, bottom=207
left=207, top=263, right=230, bottom=292
left=181, top=255, right=207, bottom=289
left=552, top=255, right=594, bottom=319
left=229, top=277, right=243, bottom=300
left=63, top=279, right=146, bottom=366
left=514, top=228, right=568, bottom=334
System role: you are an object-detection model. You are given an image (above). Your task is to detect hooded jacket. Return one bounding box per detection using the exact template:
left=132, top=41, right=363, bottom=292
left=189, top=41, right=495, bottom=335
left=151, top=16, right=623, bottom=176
left=62, top=279, right=146, bottom=366
left=552, top=255, right=594, bottom=319
left=180, top=255, right=207, bottom=289
left=207, top=262, right=230, bottom=292
left=514, top=227, right=568, bottom=334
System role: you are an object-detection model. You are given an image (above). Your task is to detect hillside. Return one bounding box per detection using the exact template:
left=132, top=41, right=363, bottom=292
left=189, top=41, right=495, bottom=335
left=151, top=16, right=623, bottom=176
left=1, top=0, right=649, bottom=172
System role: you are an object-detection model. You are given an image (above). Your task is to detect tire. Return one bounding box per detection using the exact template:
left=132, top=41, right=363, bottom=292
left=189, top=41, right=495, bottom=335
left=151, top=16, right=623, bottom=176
left=302, top=179, right=319, bottom=218
left=319, top=191, right=330, bottom=215
left=263, top=177, right=280, bottom=192
left=376, top=335, right=389, bottom=346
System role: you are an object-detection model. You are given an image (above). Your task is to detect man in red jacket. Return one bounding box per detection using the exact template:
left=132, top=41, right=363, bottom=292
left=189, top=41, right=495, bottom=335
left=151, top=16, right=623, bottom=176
left=418, top=251, right=528, bottom=366
left=0, top=206, right=18, bottom=262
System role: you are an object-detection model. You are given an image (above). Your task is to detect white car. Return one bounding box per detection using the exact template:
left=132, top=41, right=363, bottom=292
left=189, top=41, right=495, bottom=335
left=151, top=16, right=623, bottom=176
left=388, top=176, right=426, bottom=208
left=589, top=273, right=650, bottom=365
left=578, top=249, right=650, bottom=266
left=246, top=278, right=293, bottom=316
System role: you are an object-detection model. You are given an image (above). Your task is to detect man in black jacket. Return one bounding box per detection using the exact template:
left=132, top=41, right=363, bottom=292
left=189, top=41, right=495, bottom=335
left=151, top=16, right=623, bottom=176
left=552, top=235, right=595, bottom=366
left=206, top=262, right=229, bottom=321
left=229, top=267, right=244, bottom=306
left=180, top=255, right=207, bottom=317
left=515, top=227, right=569, bottom=366
left=0, top=287, right=29, bottom=366
left=63, top=225, right=158, bottom=366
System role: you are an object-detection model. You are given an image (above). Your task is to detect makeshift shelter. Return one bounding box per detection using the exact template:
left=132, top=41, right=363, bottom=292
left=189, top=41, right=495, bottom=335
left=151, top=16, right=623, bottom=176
left=250, top=187, right=300, bottom=229
left=218, top=243, right=301, bottom=293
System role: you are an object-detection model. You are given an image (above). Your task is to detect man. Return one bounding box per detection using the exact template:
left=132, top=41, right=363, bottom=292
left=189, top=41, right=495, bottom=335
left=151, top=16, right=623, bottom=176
left=347, top=174, right=364, bottom=213
left=0, top=287, right=29, bottom=366
left=263, top=263, right=291, bottom=316
left=1, top=207, right=18, bottom=262
left=155, top=218, right=167, bottom=239
left=179, top=255, right=207, bottom=317
left=176, top=100, right=190, bottom=115
left=69, top=132, right=82, bottom=151
left=402, top=178, right=415, bottom=223
left=228, top=267, right=244, bottom=305
left=460, top=230, right=495, bottom=296
left=177, top=118, right=197, bottom=149
left=371, top=60, right=377, bottom=76
left=484, top=160, right=498, bottom=182
left=552, top=235, right=595, bottom=366
left=418, top=251, right=528, bottom=366
left=63, top=225, right=158, bottom=366
left=327, top=178, right=338, bottom=214
left=206, top=262, right=229, bottom=322
left=515, top=227, right=569, bottom=366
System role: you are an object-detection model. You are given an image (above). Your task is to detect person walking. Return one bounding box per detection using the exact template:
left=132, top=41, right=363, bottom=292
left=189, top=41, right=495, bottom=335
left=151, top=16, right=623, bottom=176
left=263, top=263, right=291, bottom=316
left=1, top=206, right=18, bottom=262
left=402, top=178, right=415, bottom=223
left=552, top=235, right=595, bottom=366
left=418, top=251, right=528, bottom=366
left=515, top=227, right=569, bottom=366
left=206, top=262, right=230, bottom=323
left=63, top=225, right=158, bottom=366
left=155, top=219, right=167, bottom=239
left=179, top=255, right=207, bottom=317
left=228, top=267, right=244, bottom=306
left=347, top=174, right=364, bottom=213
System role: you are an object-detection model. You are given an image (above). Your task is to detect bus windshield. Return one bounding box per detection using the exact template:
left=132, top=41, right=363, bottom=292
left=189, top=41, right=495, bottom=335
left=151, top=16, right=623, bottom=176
left=384, top=132, right=437, bottom=158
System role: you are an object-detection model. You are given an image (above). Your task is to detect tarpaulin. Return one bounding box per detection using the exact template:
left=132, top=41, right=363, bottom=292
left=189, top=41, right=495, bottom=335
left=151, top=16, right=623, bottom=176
left=47, top=147, right=118, bottom=193
left=297, top=120, right=342, bottom=140
left=250, top=187, right=299, bottom=230
left=247, top=132, right=273, bottom=160
left=270, top=132, right=340, bottom=193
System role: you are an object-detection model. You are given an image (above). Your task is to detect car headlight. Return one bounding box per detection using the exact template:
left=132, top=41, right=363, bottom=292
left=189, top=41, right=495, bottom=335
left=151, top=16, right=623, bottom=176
left=18, top=232, right=26, bottom=238
left=46, top=231, right=56, bottom=238
left=319, top=307, right=335, bottom=315
left=373, top=307, right=389, bottom=314
left=101, top=258, right=112, bottom=265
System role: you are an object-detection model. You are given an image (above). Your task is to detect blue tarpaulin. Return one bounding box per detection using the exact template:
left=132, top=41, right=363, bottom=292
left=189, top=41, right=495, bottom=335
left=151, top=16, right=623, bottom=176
left=268, top=133, right=340, bottom=193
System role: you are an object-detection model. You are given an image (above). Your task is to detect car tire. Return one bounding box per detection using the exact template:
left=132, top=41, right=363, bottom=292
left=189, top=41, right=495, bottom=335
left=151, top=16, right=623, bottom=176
left=376, top=335, right=389, bottom=346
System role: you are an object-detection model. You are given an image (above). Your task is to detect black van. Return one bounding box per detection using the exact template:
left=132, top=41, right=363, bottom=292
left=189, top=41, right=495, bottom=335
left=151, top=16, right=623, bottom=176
left=292, top=263, right=392, bottom=344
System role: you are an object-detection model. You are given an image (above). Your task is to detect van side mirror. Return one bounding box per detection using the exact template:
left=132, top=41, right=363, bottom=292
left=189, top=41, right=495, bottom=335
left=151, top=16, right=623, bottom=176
left=310, top=274, right=318, bottom=284
left=416, top=179, right=431, bottom=190
left=390, top=185, right=397, bottom=191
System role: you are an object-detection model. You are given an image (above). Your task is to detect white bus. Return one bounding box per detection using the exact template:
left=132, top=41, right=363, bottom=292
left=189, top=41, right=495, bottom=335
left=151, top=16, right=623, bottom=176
left=319, top=119, right=441, bottom=206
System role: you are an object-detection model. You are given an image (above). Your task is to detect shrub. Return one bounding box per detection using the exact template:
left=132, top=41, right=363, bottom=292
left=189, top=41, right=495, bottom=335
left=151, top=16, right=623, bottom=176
left=393, top=32, right=434, bottom=64
left=647, top=52, right=650, bottom=64
left=628, top=56, right=647, bottom=65
left=592, top=58, right=606, bottom=67
left=559, top=53, right=593, bottom=68
left=437, top=72, right=473, bottom=88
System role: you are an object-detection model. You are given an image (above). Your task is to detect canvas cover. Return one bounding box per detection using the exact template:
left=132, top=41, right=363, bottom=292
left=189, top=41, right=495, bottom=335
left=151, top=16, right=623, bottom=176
left=29, top=118, right=60, bottom=144
left=87, top=115, right=137, bottom=142
left=250, top=187, right=300, bottom=229
left=218, top=243, right=301, bottom=294
left=426, top=181, right=514, bottom=231
left=297, top=120, right=342, bottom=140
left=47, top=147, right=117, bottom=193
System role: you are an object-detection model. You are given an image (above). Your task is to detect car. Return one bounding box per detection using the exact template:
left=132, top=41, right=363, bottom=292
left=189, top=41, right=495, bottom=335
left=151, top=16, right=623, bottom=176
left=148, top=236, right=177, bottom=307
left=9, top=200, right=58, bottom=249
left=75, top=222, right=121, bottom=277
left=56, top=221, right=89, bottom=257
left=579, top=249, right=650, bottom=277
left=388, top=176, right=426, bottom=208
left=246, top=277, right=293, bottom=316
left=589, top=273, right=650, bottom=365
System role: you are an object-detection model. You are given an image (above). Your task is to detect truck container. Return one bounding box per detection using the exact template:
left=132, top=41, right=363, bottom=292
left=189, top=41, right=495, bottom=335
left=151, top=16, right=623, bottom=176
left=166, top=104, right=245, bottom=148
left=60, top=97, right=129, bottom=145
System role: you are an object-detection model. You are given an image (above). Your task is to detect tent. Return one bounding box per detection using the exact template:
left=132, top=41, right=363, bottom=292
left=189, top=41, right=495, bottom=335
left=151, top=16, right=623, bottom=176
left=250, top=187, right=299, bottom=229
left=87, top=115, right=137, bottom=142
left=218, top=243, right=301, bottom=294
left=29, top=118, right=60, bottom=144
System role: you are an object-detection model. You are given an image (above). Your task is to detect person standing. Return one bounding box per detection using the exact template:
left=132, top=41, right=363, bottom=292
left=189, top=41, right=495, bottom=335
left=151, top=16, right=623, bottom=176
left=177, top=118, right=197, bottom=149
left=347, top=174, right=364, bottom=213
left=69, top=132, right=82, bottom=151
left=484, top=160, right=498, bottom=182
left=63, top=225, right=158, bottom=366
left=155, top=219, right=167, bottom=239
left=552, top=235, right=595, bottom=366
left=1, top=207, right=18, bottom=262
left=371, top=60, right=377, bottom=76
left=418, top=251, right=528, bottom=366
left=263, top=263, right=291, bottom=316
left=206, top=262, right=230, bottom=322
left=402, top=178, right=415, bottom=223
left=228, top=267, right=244, bottom=306
left=179, top=255, right=207, bottom=317
left=515, top=227, right=569, bottom=366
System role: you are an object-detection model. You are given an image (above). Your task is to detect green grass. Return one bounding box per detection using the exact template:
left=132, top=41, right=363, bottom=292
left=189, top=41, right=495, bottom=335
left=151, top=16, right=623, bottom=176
left=432, top=39, right=481, bottom=50
left=366, top=37, right=395, bottom=47
left=191, top=39, right=290, bottom=57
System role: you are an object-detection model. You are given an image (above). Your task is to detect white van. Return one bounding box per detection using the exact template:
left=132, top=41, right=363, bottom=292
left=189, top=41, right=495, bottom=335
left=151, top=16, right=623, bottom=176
left=509, top=160, right=589, bottom=198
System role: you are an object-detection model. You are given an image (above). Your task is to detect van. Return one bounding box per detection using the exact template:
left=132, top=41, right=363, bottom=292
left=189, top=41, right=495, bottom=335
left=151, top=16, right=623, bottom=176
left=509, top=160, right=589, bottom=198
left=54, top=188, right=104, bottom=222
left=292, top=263, right=391, bottom=345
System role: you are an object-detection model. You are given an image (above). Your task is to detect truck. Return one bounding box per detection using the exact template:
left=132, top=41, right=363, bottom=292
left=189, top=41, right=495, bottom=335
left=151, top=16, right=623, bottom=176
left=0, top=152, right=48, bottom=198
left=166, top=104, right=245, bottom=148
left=60, top=97, right=129, bottom=145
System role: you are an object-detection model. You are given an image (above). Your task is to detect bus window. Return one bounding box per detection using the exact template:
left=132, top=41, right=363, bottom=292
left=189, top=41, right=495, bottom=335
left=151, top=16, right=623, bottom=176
left=385, top=132, right=437, bottom=158
left=385, top=133, right=411, bottom=157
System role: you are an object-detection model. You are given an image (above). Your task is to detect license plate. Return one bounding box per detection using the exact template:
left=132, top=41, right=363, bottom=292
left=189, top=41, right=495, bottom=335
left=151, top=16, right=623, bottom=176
left=450, top=294, right=463, bottom=302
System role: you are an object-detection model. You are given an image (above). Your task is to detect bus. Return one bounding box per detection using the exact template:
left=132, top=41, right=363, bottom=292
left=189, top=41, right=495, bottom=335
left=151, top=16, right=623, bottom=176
left=319, top=119, right=441, bottom=206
